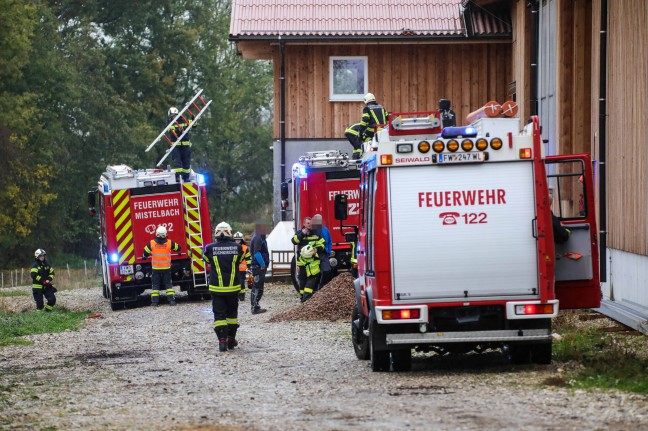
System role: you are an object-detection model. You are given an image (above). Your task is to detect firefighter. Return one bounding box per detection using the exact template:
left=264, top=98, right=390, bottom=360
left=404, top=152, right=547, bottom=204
left=233, top=231, right=251, bottom=301
left=549, top=187, right=571, bottom=244
left=142, top=225, right=181, bottom=306
left=344, top=122, right=365, bottom=160
left=439, top=98, right=456, bottom=128
left=31, top=249, right=56, bottom=312
left=312, top=214, right=333, bottom=290
left=297, top=244, right=320, bottom=302
left=292, top=216, right=326, bottom=297
left=203, top=222, right=244, bottom=352
left=167, top=106, right=194, bottom=182
left=249, top=221, right=270, bottom=314
left=358, top=93, right=388, bottom=144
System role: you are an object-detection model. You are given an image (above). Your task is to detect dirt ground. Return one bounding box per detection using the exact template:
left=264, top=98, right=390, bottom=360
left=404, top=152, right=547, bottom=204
left=1, top=284, right=647, bottom=431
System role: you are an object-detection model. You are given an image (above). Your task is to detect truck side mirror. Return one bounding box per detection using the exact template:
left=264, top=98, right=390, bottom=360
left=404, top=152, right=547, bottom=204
left=87, top=190, right=97, bottom=217
left=334, top=194, right=348, bottom=221
left=280, top=182, right=289, bottom=209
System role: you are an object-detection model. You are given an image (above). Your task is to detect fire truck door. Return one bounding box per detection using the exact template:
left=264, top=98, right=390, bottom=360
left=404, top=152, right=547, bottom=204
left=545, top=154, right=600, bottom=309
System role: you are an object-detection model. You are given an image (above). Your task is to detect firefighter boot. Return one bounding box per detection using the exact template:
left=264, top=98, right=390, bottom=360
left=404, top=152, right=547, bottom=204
left=352, top=148, right=362, bottom=160
left=215, top=327, right=228, bottom=352
left=227, top=325, right=239, bottom=350
left=151, top=291, right=160, bottom=307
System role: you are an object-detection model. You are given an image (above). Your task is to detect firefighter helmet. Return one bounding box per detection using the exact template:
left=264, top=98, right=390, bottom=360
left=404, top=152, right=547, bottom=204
left=156, top=225, right=167, bottom=238
left=34, top=249, right=46, bottom=259
left=300, top=244, right=316, bottom=259
left=233, top=231, right=244, bottom=240
left=363, top=93, right=376, bottom=104
left=215, top=222, right=233, bottom=239
left=168, top=107, right=179, bottom=117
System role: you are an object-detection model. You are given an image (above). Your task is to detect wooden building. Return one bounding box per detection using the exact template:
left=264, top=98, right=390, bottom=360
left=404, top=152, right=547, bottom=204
left=230, top=0, right=514, bottom=224
left=231, top=0, right=648, bottom=330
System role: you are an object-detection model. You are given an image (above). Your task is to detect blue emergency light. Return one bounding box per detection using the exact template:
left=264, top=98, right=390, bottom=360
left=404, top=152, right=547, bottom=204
left=295, top=164, right=307, bottom=178
left=197, top=173, right=207, bottom=185
left=110, top=253, right=119, bottom=263
left=441, top=126, right=478, bottom=139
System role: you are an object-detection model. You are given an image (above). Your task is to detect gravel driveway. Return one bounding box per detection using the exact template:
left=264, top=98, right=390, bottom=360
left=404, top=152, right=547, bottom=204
left=1, top=284, right=646, bottom=431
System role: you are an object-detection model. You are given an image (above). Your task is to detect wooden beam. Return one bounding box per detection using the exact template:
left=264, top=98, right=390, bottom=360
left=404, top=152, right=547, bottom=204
left=236, top=41, right=273, bottom=60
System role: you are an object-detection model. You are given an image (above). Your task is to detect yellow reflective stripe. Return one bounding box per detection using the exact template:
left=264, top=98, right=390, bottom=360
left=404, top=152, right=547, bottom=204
left=213, top=320, right=228, bottom=327
left=304, top=288, right=314, bottom=293
left=31, top=268, right=38, bottom=273
left=114, top=197, right=129, bottom=217
left=226, top=318, right=238, bottom=325
left=32, top=285, right=42, bottom=289
left=115, top=210, right=130, bottom=230
left=120, top=244, right=134, bottom=263
left=186, top=196, right=198, bottom=207
left=208, top=285, right=241, bottom=293
left=116, top=220, right=132, bottom=241
left=165, top=289, right=174, bottom=294
left=229, top=256, right=237, bottom=286
left=214, top=258, right=224, bottom=287
left=151, top=291, right=160, bottom=296
left=118, top=232, right=133, bottom=252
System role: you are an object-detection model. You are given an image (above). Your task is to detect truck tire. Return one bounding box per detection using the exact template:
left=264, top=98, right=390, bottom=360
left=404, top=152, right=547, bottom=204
left=531, top=343, right=552, bottom=364
left=351, top=306, right=369, bottom=360
left=369, top=320, right=390, bottom=372
left=391, top=349, right=412, bottom=372
left=290, top=256, right=300, bottom=294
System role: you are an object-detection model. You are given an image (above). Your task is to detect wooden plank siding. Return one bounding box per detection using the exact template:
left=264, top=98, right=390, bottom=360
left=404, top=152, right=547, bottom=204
left=272, top=43, right=512, bottom=139
left=606, top=0, right=648, bottom=255
left=511, top=0, right=531, bottom=128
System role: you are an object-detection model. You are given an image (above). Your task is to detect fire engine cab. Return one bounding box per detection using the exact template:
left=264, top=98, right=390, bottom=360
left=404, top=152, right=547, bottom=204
left=335, top=112, right=600, bottom=371
left=284, top=150, right=361, bottom=290
left=88, top=165, right=213, bottom=310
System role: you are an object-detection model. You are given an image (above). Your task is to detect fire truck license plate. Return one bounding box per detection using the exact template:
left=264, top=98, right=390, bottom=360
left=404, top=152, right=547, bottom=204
left=120, top=265, right=134, bottom=275
left=438, top=152, right=485, bottom=164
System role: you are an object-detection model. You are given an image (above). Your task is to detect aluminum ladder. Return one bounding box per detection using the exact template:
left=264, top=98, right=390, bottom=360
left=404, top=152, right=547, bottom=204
left=181, top=181, right=208, bottom=289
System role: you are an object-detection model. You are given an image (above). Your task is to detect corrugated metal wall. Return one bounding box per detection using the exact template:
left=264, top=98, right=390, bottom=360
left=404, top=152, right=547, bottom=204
left=606, top=0, right=648, bottom=256
left=272, top=43, right=512, bottom=139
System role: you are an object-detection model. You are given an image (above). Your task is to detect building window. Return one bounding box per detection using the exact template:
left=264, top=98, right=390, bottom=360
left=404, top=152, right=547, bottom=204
left=329, top=56, right=368, bottom=102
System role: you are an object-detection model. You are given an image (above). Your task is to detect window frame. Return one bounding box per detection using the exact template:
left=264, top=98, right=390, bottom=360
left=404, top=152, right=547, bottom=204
left=329, top=56, right=368, bottom=102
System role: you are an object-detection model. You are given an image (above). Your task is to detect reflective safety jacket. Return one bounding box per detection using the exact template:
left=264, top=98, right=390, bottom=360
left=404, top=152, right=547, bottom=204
left=359, top=102, right=388, bottom=141
left=168, top=115, right=194, bottom=146
left=143, top=238, right=181, bottom=270
left=31, top=259, right=55, bottom=289
left=345, top=122, right=365, bottom=140
left=203, top=239, right=244, bottom=293
left=297, top=255, right=321, bottom=278
left=238, top=243, right=252, bottom=272
left=291, top=230, right=326, bottom=256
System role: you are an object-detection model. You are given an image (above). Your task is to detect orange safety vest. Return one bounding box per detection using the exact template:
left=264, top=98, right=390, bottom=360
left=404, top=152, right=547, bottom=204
left=150, top=240, right=172, bottom=270
left=239, top=244, right=249, bottom=272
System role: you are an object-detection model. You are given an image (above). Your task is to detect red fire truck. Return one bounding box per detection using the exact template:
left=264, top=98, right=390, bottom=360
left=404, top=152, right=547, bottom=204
left=88, top=165, right=213, bottom=310
left=284, top=150, right=361, bottom=289
left=334, top=113, right=600, bottom=371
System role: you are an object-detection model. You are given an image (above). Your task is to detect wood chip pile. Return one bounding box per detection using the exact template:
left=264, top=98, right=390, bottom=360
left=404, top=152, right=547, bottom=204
left=269, top=272, right=355, bottom=322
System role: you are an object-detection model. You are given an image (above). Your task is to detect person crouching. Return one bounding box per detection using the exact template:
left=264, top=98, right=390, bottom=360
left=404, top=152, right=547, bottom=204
left=31, top=249, right=57, bottom=312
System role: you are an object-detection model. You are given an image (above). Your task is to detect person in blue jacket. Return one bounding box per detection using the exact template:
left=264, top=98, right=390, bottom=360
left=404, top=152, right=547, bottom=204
left=249, top=221, right=269, bottom=314
left=312, top=214, right=333, bottom=290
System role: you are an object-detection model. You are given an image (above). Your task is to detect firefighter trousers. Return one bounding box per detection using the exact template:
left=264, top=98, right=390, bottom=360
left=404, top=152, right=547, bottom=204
left=151, top=270, right=174, bottom=304
left=32, top=286, right=56, bottom=311
left=298, top=272, right=319, bottom=302
left=172, top=144, right=191, bottom=181
left=345, top=132, right=362, bottom=150
left=212, top=292, right=239, bottom=341
left=250, top=266, right=266, bottom=310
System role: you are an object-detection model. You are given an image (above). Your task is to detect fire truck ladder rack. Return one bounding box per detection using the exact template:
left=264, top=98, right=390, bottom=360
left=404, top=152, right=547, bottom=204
left=390, top=114, right=442, bottom=131
left=298, top=150, right=355, bottom=170
left=182, top=184, right=208, bottom=289
left=145, top=88, right=213, bottom=167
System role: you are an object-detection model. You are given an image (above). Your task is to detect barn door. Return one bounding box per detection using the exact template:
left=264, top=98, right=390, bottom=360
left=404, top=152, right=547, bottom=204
left=545, top=154, right=601, bottom=309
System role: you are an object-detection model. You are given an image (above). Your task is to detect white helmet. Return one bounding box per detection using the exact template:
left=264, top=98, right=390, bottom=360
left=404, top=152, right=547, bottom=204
left=156, top=225, right=167, bottom=238
left=363, top=93, right=376, bottom=104
left=34, top=249, right=46, bottom=259
left=215, top=222, right=233, bottom=239
left=168, top=107, right=179, bottom=117
left=300, top=244, right=316, bottom=259
left=233, top=231, right=244, bottom=240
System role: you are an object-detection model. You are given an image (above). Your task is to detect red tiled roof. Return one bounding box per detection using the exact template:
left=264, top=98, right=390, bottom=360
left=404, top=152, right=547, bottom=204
left=230, top=0, right=467, bottom=39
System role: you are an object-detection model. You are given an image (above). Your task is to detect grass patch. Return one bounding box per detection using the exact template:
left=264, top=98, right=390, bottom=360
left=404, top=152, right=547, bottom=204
left=0, top=308, right=88, bottom=347
left=552, top=326, right=648, bottom=393
left=0, top=290, right=29, bottom=297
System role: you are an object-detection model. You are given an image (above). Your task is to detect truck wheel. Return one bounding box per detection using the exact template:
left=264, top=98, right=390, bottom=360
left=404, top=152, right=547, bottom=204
left=110, top=301, right=124, bottom=311
left=531, top=343, right=552, bottom=364
left=351, top=306, right=369, bottom=360
left=391, top=349, right=412, bottom=372
left=290, top=256, right=300, bottom=294
left=369, top=321, right=390, bottom=372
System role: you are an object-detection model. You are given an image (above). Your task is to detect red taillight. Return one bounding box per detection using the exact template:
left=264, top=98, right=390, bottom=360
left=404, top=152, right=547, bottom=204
left=515, top=304, right=554, bottom=315
left=382, top=309, right=421, bottom=320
